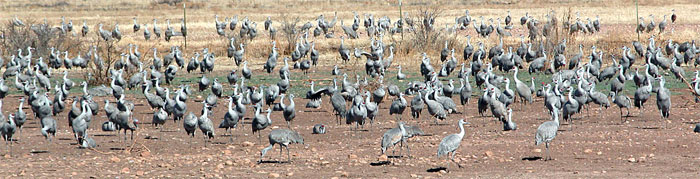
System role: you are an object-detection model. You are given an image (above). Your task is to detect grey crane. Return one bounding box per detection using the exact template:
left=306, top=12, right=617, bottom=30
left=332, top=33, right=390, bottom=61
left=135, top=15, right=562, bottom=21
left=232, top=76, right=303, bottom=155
left=152, top=108, right=167, bottom=131
left=212, top=78, right=223, bottom=97
left=586, top=86, right=610, bottom=111
left=339, top=36, right=351, bottom=63
left=1, top=114, right=17, bottom=154
left=241, top=61, right=251, bottom=79
left=313, top=124, right=326, bottom=134
left=346, top=94, right=367, bottom=130
left=40, top=116, right=57, bottom=144
left=364, top=91, right=379, bottom=126
left=283, top=94, right=296, bottom=128
left=219, top=96, right=239, bottom=142
left=503, top=108, right=517, bottom=131
left=227, top=69, right=238, bottom=85
left=609, top=64, right=625, bottom=93
left=144, top=84, right=164, bottom=110
left=132, top=17, right=140, bottom=32
left=252, top=107, right=273, bottom=141
left=656, top=76, right=671, bottom=119
left=81, top=20, right=89, bottom=37
left=610, top=91, right=632, bottom=122
left=513, top=68, right=532, bottom=108
left=437, top=119, right=469, bottom=171
left=112, top=23, right=122, bottom=41
left=264, top=41, right=278, bottom=73
left=330, top=80, right=347, bottom=125
left=332, top=65, right=341, bottom=76
left=535, top=107, right=560, bottom=161
left=198, top=103, right=215, bottom=146
left=634, top=74, right=653, bottom=113
left=183, top=112, right=198, bottom=142
left=199, top=75, right=210, bottom=91
left=71, top=101, right=88, bottom=143
left=425, top=89, right=447, bottom=125
left=259, top=129, right=304, bottom=163
left=380, top=122, right=410, bottom=158
left=562, top=87, right=579, bottom=130
left=388, top=84, right=400, bottom=97
left=233, top=43, right=245, bottom=66
left=396, top=65, right=406, bottom=80
left=152, top=19, right=161, bottom=39
left=389, top=93, right=407, bottom=120
left=13, top=98, right=26, bottom=137
left=98, top=24, right=111, bottom=41
left=459, top=78, right=472, bottom=107
left=186, top=52, right=200, bottom=73
left=173, top=89, right=188, bottom=121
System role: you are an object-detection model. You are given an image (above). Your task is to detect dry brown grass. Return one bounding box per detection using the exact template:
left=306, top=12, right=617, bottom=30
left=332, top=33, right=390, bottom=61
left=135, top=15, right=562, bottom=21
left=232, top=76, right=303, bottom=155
left=0, top=0, right=698, bottom=70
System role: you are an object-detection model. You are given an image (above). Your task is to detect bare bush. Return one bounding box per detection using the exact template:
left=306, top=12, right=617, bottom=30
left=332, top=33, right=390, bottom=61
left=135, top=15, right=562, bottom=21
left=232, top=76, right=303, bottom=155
left=0, top=18, right=84, bottom=65
left=280, top=15, right=301, bottom=55
left=399, top=6, right=457, bottom=57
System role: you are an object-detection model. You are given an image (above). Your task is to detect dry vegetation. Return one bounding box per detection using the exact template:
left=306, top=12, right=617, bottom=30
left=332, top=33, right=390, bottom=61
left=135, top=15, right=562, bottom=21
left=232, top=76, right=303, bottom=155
left=0, top=0, right=698, bottom=70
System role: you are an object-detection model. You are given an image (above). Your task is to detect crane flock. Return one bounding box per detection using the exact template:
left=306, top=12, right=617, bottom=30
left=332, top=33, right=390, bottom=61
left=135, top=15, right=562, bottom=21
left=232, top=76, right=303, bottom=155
left=0, top=7, right=697, bottom=173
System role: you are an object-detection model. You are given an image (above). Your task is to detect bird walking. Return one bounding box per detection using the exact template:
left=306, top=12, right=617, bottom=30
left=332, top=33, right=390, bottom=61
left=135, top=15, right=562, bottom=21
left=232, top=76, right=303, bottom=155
left=437, top=119, right=469, bottom=171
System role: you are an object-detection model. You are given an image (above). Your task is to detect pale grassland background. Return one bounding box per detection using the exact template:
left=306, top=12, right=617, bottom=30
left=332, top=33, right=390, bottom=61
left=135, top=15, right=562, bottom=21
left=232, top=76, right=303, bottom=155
left=0, top=0, right=698, bottom=69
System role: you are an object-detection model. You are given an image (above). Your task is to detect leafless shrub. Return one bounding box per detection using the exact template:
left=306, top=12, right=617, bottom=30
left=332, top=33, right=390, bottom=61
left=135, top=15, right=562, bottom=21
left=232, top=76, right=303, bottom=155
left=0, top=18, right=84, bottom=64
left=398, top=6, right=457, bottom=57
left=280, top=15, right=301, bottom=55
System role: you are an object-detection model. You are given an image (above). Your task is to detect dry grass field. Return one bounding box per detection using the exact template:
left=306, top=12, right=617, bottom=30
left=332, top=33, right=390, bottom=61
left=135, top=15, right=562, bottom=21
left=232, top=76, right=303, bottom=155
left=0, top=0, right=699, bottom=178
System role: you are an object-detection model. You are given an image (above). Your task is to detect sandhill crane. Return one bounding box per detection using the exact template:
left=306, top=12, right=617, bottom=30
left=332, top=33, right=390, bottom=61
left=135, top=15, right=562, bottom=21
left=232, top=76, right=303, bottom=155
left=380, top=122, right=410, bottom=158
left=252, top=107, right=273, bottom=141
left=199, top=75, right=209, bottom=91
left=133, top=17, right=140, bottom=32
left=389, top=93, right=407, bottom=121
left=425, top=89, right=447, bottom=125
left=313, top=124, right=326, bottom=134
left=198, top=103, right=214, bottom=146
left=283, top=94, right=296, bottom=128
left=98, top=24, right=111, bottom=41
left=219, top=97, right=239, bottom=142
left=112, top=23, right=122, bottom=41
left=513, top=68, right=532, bottom=108
left=503, top=108, right=517, bottom=131
left=152, top=19, right=162, bottom=39
left=610, top=91, right=632, bottom=122
left=656, top=76, right=671, bottom=120
left=437, top=119, right=469, bottom=171
left=646, top=15, right=656, bottom=33
left=1, top=114, right=17, bottom=154
left=562, top=87, right=579, bottom=130
left=81, top=20, right=89, bottom=37
left=259, top=129, right=304, bottom=163
left=535, top=107, right=560, bottom=161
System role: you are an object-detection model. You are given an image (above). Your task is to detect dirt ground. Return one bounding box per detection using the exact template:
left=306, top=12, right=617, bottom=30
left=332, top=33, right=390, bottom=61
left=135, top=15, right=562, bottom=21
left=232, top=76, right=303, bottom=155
left=0, top=85, right=698, bottom=178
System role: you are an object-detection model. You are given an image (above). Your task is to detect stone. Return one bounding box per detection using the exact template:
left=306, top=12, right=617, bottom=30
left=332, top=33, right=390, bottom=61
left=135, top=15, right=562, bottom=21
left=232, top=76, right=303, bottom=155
left=121, top=167, right=130, bottom=174
left=223, top=150, right=232, bottom=155
left=140, top=151, right=151, bottom=158
left=378, top=155, right=388, bottom=161
left=627, top=158, right=637, bottom=163
left=225, top=161, right=234, bottom=166
left=410, top=174, right=418, bottom=178
left=484, top=151, right=494, bottom=157
left=136, top=171, right=145, bottom=176
left=242, top=141, right=254, bottom=147
left=340, top=172, right=349, bottom=177
left=348, top=154, right=357, bottom=159
left=286, top=172, right=294, bottom=176
left=110, top=156, right=121, bottom=163
left=533, top=149, right=542, bottom=153
left=584, top=149, right=593, bottom=154
left=268, top=173, right=280, bottom=178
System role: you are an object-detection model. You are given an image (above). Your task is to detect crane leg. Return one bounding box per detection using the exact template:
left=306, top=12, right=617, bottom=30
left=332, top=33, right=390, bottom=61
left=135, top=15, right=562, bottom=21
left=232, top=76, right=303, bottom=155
left=545, top=143, right=551, bottom=161
left=451, top=151, right=462, bottom=168
left=286, top=145, right=291, bottom=162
